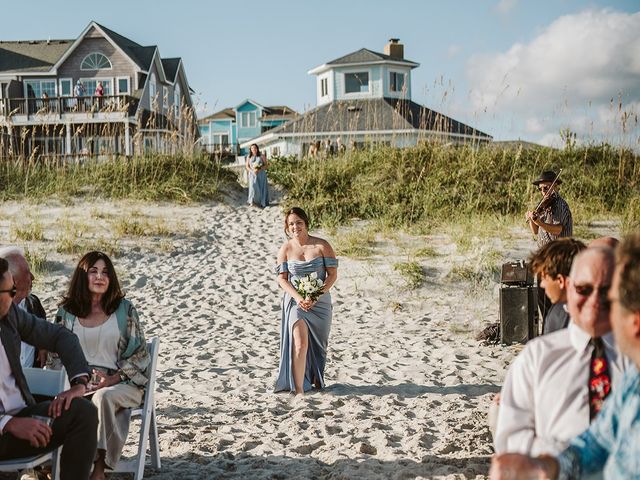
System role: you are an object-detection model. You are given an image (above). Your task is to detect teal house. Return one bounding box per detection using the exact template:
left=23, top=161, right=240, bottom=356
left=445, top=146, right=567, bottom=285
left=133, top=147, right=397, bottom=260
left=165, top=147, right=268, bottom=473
left=199, top=99, right=296, bottom=157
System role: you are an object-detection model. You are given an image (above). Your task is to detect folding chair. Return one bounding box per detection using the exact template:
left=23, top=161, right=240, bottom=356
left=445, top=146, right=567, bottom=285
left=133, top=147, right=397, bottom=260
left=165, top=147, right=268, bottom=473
left=0, top=367, right=68, bottom=480
left=109, top=337, right=161, bottom=480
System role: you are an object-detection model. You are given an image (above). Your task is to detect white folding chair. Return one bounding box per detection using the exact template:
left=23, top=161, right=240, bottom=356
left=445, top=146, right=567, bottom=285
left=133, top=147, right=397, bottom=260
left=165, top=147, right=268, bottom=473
left=109, top=337, right=161, bottom=480
left=0, top=368, right=68, bottom=480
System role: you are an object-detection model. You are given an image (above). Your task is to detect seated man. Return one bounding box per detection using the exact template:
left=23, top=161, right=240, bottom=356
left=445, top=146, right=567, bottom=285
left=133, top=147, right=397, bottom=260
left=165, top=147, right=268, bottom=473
left=491, top=231, right=640, bottom=479
left=0, top=258, right=98, bottom=479
left=494, top=247, right=631, bottom=456
left=529, top=238, right=586, bottom=334
left=0, top=247, right=47, bottom=368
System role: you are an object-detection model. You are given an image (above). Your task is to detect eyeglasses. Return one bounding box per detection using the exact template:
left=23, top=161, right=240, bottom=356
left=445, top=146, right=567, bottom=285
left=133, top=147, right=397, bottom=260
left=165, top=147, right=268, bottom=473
left=0, top=285, right=16, bottom=298
left=574, top=284, right=611, bottom=308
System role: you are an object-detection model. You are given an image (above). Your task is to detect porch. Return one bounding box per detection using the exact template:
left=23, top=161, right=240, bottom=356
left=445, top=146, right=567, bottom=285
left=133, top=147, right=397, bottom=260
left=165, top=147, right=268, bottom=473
left=0, top=95, right=139, bottom=120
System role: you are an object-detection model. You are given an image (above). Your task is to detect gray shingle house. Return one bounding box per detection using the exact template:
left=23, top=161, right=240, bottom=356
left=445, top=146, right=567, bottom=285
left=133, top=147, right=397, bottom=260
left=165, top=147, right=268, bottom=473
left=0, top=21, right=197, bottom=159
left=241, top=39, right=491, bottom=157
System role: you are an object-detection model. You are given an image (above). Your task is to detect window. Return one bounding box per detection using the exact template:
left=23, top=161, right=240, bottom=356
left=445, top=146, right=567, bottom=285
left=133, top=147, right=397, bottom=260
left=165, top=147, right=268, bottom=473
left=59, top=78, right=72, bottom=96
left=390, top=71, right=406, bottom=92
left=25, top=80, right=56, bottom=98
left=117, top=77, right=130, bottom=95
left=174, top=85, right=181, bottom=117
left=148, top=74, right=157, bottom=110
left=163, top=86, right=169, bottom=111
left=344, top=72, right=369, bottom=93
left=81, top=79, right=112, bottom=96
left=240, top=111, right=257, bottom=128
left=321, top=77, right=328, bottom=97
left=80, top=53, right=112, bottom=70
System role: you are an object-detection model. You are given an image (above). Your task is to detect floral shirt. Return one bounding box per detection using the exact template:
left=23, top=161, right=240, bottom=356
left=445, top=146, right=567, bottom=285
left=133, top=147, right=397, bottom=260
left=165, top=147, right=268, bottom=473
left=557, top=364, right=640, bottom=479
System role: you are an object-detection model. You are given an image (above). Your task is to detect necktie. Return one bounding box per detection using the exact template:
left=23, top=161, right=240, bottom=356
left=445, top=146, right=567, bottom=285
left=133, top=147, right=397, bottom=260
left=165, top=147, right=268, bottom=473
left=589, top=337, right=611, bottom=421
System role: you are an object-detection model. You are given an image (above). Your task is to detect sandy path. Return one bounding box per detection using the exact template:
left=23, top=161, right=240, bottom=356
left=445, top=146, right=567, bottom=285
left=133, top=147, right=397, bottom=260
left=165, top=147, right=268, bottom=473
left=2, top=194, right=552, bottom=479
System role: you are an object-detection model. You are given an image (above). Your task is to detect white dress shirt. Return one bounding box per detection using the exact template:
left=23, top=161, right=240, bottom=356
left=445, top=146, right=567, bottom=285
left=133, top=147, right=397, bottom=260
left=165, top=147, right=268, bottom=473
left=0, top=328, right=28, bottom=433
left=495, top=321, right=631, bottom=456
left=18, top=299, right=36, bottom=368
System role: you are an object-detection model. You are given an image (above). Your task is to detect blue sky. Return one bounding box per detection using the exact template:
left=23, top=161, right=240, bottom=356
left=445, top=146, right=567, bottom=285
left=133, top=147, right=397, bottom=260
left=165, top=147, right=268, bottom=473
left=3, top=0, right=639, bottom=145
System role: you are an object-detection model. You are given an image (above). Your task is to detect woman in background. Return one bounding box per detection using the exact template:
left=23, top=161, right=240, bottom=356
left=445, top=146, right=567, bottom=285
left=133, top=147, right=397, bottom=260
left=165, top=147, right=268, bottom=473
left=245, top=143, right=269, bottom=208
left=56, top=251, right=149, bottom=480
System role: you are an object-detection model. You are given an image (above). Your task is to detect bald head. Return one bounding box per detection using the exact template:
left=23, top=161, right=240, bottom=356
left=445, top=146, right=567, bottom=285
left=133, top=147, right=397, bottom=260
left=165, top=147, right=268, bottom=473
left=567, top=247, right=615, bottom=338
left=0, top=246, right=32, bottom=304
left=588, top=237, right=619, bottom=249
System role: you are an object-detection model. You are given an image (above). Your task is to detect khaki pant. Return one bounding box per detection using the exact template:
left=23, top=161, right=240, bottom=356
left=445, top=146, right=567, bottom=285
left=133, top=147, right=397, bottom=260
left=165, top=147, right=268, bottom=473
left=90, top=383, right=143, bottom=469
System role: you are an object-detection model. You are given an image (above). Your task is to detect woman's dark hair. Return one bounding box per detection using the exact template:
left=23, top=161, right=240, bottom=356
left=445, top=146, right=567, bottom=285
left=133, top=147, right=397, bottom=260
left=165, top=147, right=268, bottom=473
left=0, top=257, right=8, bottom=276
left=284, top=207, right=310, bottom=237
left=60, top=251, right=124, bottom=317
left=249, top=143, right=261, bottom=157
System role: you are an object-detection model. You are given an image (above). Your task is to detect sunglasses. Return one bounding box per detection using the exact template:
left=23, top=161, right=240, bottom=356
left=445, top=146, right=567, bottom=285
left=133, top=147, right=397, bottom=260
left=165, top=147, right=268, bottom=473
left=0, top=285, right=16, bottom=298
left=574, top=284, right=611, bottom=308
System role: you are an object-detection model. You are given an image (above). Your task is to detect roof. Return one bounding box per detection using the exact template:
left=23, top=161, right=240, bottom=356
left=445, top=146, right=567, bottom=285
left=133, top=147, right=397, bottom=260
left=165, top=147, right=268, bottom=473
left=0, top=22, right=184, bottom=79
left=262, top=105, right=297, bottom=119
left=161, top=58, right=181, bottom=81
left=199, top=107, right=235, bottom=123
left=326, top=48, right=418, bottom=67
left=261, top=98, right=491, bottom=139
left=0, top=40, right=73, bottom=73
left=95, top=22, right=156, bottom=71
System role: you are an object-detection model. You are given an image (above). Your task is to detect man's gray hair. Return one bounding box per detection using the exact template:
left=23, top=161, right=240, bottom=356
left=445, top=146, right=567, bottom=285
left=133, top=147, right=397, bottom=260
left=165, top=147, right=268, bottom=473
left=0, top=246, right=26, bottom=276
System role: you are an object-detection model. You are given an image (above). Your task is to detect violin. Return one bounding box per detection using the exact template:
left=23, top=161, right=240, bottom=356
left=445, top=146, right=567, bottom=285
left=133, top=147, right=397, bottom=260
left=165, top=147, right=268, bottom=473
left=527, top=169, right=562, bottom=222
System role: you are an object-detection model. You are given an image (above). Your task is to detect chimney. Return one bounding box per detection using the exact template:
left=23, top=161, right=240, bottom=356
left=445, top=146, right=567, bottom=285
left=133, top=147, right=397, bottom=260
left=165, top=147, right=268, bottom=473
left=384, top=38, right=403, bottom=59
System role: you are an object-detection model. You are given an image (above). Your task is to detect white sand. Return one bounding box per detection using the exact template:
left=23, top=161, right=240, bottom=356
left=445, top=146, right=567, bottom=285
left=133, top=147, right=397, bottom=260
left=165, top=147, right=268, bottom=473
left=0, top=192, right=616, bottom=479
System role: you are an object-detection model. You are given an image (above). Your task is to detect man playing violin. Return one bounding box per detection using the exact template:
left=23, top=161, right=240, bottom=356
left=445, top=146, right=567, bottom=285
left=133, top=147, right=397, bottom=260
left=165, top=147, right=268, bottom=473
left=526, top=170, right=573, bottom=247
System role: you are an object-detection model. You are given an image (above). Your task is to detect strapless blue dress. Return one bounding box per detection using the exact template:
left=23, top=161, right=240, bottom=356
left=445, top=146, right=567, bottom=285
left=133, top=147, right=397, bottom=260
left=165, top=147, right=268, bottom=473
left=274, top=256, right=338, bottom=392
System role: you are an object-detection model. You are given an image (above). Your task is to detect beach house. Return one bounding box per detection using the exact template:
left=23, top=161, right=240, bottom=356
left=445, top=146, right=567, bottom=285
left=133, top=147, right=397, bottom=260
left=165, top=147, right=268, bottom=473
left=240, top=39, right=491, bottom=157
left=0, top=21, right=197, bottom=159
left=198, top=99, right=296, bottom=157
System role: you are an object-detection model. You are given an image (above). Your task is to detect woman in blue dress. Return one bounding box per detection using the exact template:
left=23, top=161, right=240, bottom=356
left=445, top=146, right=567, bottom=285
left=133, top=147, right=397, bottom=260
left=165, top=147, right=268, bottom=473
left=275, top=207, right=338, bottom=395
left=245, top=143, right=269, bottom=208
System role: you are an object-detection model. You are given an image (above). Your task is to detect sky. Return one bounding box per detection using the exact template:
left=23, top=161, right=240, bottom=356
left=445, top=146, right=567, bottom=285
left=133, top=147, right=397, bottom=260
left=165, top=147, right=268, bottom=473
left=2, top=0, right=639, bottom=147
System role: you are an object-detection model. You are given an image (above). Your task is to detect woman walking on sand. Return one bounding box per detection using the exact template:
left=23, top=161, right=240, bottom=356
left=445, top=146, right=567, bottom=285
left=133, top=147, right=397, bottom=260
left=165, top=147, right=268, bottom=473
left=245, top=143, right=269, bottom=208
left=274, top=207, right=338, bottom=395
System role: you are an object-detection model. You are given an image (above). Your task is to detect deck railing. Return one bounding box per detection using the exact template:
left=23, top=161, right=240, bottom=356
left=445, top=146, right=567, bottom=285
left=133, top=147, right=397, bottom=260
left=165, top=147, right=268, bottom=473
left=0, top=95, right=139, bottom=117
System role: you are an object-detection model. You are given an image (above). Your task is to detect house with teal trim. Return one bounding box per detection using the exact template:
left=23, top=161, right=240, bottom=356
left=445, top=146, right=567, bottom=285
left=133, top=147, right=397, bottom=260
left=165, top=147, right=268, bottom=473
left=241, top=39, right=491, bottom=157
left=198, top=99, right=296, bottom=156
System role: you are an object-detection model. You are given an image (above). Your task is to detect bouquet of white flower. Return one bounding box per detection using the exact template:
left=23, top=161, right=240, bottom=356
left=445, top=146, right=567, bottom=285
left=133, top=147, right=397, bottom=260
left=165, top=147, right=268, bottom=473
left=293, top=272, right=325, bottom=302
left=250, top=156, right=265, bottom=171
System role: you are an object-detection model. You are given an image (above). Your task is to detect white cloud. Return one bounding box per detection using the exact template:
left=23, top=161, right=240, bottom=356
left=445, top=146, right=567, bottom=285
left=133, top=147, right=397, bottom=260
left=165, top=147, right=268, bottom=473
left=447, top=44, right=462, bottom=58
left=467, top=9, right=640, bottom=145
left=495, top=0, right=517, bottom=15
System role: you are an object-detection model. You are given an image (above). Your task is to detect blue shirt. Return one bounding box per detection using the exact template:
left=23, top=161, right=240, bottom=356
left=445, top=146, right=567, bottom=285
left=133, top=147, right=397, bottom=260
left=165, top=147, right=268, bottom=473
left=557, top=364, right=640, bottom=479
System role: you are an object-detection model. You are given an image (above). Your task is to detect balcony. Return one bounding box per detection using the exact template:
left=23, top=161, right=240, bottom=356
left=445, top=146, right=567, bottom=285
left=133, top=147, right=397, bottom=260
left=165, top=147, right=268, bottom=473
left=0, top=95, right=139, bottom=121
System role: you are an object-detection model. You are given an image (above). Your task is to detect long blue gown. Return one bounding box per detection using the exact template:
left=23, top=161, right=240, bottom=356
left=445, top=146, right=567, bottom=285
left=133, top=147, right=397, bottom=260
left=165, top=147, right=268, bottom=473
left=247, top=155, right=269, bottom=208
left=274, top=256, right=338, bottom=392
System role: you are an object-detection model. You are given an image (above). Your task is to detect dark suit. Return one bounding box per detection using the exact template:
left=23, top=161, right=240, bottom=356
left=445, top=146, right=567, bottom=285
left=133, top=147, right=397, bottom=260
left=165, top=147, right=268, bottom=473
left=0, top=303, right=98, bottom=479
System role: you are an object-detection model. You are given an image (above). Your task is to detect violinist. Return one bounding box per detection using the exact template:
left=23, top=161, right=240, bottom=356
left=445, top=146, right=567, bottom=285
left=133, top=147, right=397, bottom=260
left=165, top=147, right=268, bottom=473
left=526, top=170, right=573, bottom=248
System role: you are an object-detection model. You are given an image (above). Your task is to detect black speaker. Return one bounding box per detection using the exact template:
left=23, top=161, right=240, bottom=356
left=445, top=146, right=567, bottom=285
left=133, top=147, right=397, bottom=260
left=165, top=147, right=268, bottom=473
left=500, top=286, right=538, bottom=344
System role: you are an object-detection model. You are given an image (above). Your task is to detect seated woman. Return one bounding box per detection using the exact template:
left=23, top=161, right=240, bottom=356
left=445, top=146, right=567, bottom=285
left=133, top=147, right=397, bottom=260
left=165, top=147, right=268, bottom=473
left=275, top=207, right=338, bottom=395
left=55, top=251, right=150, bottom=480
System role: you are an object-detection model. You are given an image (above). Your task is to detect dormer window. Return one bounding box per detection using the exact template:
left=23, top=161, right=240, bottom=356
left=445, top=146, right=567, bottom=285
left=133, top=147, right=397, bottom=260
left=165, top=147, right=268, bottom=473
left=390, top=72, right=406, bottom=92
left=80, top=52, right=112, bottom=70
left=344, top=72, right=369, bottom=94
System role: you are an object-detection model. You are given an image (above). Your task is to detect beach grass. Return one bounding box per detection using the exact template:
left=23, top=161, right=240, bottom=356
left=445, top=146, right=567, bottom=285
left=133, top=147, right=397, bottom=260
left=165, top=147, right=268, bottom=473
left=269, top=142, right=639, bottom=232
left=0, top=153, right=238, bottom=202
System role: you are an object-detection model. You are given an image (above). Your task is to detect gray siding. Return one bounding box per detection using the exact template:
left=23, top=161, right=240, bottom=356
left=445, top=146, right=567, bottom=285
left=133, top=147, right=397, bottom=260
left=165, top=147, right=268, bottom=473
left=58, top=30, right=137, bottom=90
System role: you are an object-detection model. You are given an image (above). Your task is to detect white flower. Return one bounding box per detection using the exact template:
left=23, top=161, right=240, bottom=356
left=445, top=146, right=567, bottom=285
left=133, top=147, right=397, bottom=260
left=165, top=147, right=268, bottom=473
left=310, top=272, right=318, bottom=279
